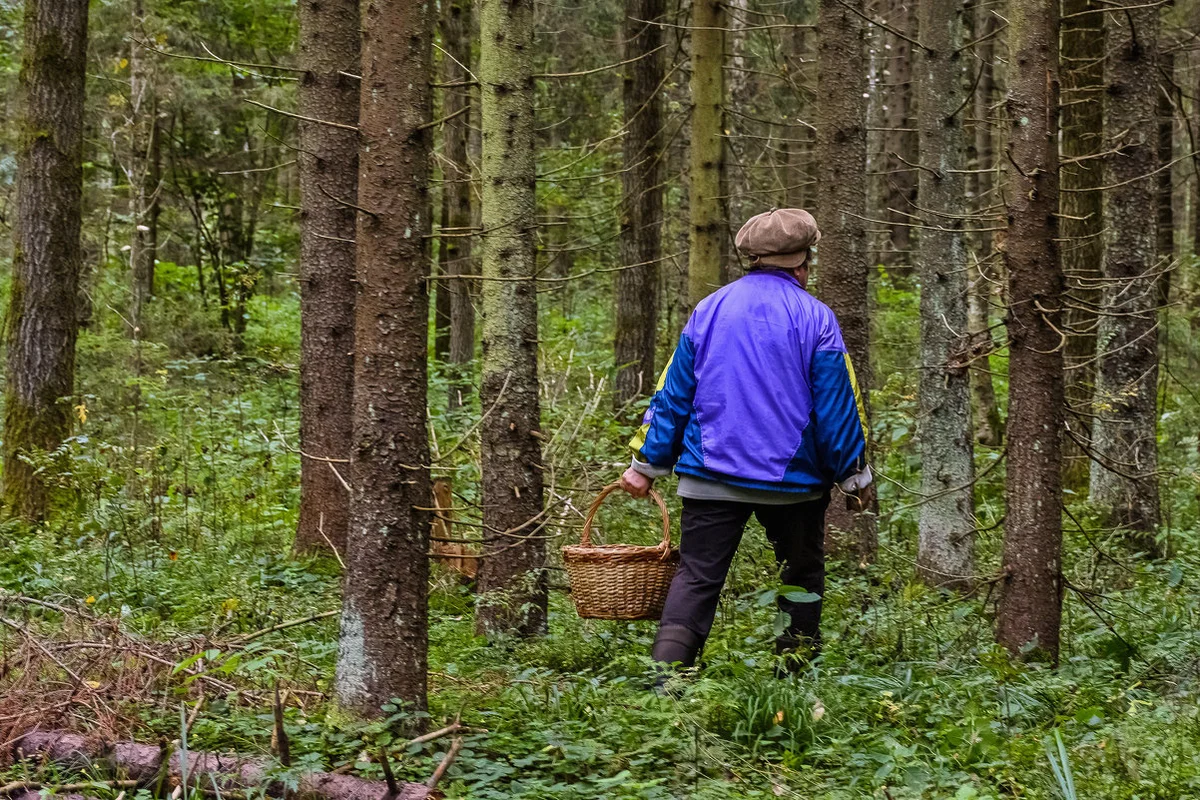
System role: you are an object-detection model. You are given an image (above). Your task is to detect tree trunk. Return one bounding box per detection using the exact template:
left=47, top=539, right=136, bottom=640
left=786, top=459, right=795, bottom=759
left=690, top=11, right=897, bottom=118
left=966, top=0, right=1002, bottom=448
left=614, top=0, right=665, bottom=407
left=995, top=0, right=1063, bottom=661
left=294, top=0, right=360, bottom=556
left=687, top=0, right=725, bottom=307
left=816, top=0, right=876, bottom=561
left=878, top=0, right=918, bottom=274
left=129, top=0, right=158, bottom=335
left=1059, top=0, right=1104, bottom=491
left=3, top=0, right=89, bottom=520
left=1088, top=5, right=1161, bottom=542
left=334, top=0, right=434, bottom=716
left=475, top=0, right=548, bottom=638
left=915, top=0, right=974, bottom=589
left=1155, top=57, right=1173, bottom=305
left=442, top=0, right=475, bottom=405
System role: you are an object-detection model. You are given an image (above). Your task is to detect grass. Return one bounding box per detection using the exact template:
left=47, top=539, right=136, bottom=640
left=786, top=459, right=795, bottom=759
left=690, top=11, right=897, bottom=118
left=1, top=264, right=1199, bottom=798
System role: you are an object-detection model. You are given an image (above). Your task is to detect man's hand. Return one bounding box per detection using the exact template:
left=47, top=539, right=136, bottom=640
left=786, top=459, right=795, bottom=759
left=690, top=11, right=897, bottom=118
left=620, top=466, right=652, bottom=498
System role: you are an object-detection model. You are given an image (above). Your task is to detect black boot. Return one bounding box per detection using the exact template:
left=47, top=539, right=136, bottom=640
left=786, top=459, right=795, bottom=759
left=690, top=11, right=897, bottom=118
left=774, top=630, right=821, bottom=678
left=650, top=624, right=704, bottom=693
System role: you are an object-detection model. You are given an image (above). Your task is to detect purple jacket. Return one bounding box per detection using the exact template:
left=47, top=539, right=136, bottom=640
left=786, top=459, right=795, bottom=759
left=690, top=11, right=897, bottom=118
left=629, top=270, right=868, bottom=494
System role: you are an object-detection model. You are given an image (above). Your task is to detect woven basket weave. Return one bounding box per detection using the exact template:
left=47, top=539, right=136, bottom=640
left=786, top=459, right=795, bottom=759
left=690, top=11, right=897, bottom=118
left=562, top=482, right=679, bottom=620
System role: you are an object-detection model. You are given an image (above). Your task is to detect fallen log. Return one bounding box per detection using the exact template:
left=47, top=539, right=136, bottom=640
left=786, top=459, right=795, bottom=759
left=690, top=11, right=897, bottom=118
left=12, top=731, right=434, bottom=800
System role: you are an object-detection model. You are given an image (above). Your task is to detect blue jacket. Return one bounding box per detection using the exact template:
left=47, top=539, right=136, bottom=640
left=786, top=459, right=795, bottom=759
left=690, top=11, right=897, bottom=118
left=629, top=270, right=868, bottom=494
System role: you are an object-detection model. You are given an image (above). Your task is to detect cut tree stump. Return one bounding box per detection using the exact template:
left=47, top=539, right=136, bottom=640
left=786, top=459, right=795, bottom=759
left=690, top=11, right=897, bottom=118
left=12, top=731, right=435, bottom=800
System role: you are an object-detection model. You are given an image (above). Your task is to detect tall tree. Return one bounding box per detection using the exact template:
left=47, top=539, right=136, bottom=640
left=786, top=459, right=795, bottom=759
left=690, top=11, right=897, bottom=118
left=440, top=0, right=476, bottom=404
left=294, top=0, right=360, bottom=555
left=1060, top=0, right=1104, bottom=489
left=334, top=0, right=434, bottom=715
left=995, top=0, right=1063, bottom=660
left=687, top=0, right=725, bottom=307
left=816, top=0, right=876, bottom=560
left=128, top=0, right=160, bottom=333
left=3, top=0, right=90, bottom=520
left=877, top=0, right=918, bottom=272
left=614, top=0, right=665, bottom=406
left=915, top=0, right=974, bottom=588
left=1088, top=4, right=1161, bottom=540
left=966, top=0, right=1002, bottom=448
left=475, top=0, right=548, bottom=637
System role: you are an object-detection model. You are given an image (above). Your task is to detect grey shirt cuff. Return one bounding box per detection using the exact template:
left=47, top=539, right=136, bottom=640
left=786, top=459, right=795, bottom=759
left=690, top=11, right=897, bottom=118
left=630, top=456, right=672, bottom=479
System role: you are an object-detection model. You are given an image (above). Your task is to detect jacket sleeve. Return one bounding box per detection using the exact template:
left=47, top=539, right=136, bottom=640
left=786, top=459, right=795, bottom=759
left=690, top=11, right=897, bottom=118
left=809, top=313, right=869, bottom=485
left=627, top=331, right=698, bottom=476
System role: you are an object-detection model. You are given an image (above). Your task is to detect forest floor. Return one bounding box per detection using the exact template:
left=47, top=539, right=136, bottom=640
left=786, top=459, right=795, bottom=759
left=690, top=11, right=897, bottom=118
left=1, top=269, right=1199, bottom=799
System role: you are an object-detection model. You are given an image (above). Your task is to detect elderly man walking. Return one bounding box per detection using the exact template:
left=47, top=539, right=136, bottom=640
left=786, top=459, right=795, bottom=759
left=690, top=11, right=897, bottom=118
left=620, top=208, right=872, bottom=673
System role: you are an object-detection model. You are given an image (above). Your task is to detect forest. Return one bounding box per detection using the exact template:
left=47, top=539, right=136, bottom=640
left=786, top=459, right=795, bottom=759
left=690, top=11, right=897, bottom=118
left=1, top=0, right=1199, bottom=796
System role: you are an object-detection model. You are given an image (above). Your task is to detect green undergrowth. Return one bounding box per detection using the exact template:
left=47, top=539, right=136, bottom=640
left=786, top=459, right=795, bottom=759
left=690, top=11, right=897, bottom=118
left=1, top=268, right=1200, bottom=798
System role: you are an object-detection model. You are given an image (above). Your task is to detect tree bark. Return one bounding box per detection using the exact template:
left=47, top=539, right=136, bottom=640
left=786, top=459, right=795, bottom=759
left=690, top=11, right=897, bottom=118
left=915, top=0, right=974, bottom=590
left=1059, top=0, right=1104, bottom=491
left=995, top=0, right=1063, bottom=661
left=3, top=0, right=89, bottom=520
left=878, top=0, right=918, bottom=273
left=475, top=0, right=548, bottom=638
left=687, top=0, right=725, bottom=307
left=294, top=0, right=360, bottom=556
left=129, top=0, right=158, bottom=334
left=334, top=0, right=434, bottom=716
left=966, top=0, right=1002, bottom=447
left=441, top=0, right=476, bottom=405
left=1088, top=4, right=1161, bottom=542
left=614, top=0, right=665, bottom=407
left=816, top=0, right=876, bottom=561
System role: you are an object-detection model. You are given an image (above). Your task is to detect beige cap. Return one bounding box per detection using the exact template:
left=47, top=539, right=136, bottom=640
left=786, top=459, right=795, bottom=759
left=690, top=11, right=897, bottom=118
left=734, top=208, right=821, bottom=269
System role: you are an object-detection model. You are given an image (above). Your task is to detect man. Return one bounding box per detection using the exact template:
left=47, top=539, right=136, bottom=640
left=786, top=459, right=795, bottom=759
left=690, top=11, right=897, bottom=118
left=620, top=208, right=872, bottom=673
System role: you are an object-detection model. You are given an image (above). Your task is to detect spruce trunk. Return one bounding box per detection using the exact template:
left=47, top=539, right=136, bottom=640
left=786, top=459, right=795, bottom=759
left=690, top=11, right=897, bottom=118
left=614, top=0, right=665, bottom=407
left=995, top=0, right=1064, bottom=660
left=3, top=0, right=89, bottom=520
left=334, top=0, right=434, bottom=715
left=475, top=0, right=548, bottom=638
left=1060, top=0, right=1104, bottom=490
left=816, top=0, right=876, bottom=561
left=295, top=0, right=360, bottom=555
left=966, top=0, right=1002, bottom=447
left=1088, top=5, right=1161, bottom=542
left=442, top=0, right=476, bottom=404
left=915, top=0, right=974, bottom=589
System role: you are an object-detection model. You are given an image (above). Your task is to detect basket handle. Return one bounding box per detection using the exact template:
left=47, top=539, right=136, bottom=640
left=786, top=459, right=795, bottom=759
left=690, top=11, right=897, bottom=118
left=580, top=482, right=672, bottom=556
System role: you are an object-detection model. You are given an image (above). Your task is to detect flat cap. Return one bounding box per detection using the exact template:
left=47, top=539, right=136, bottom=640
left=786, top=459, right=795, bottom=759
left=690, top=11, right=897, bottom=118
left=734, top=208, right=821, bottom=269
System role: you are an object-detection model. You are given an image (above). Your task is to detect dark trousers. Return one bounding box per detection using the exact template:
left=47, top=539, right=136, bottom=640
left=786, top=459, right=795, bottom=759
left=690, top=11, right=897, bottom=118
left=658, top=492, right=830, bottom=650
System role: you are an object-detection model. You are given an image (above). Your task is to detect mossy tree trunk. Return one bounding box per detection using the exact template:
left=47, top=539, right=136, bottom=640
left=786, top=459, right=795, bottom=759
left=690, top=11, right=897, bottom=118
left=1088, top=5, right=1161, bottom=544
left=687, top=0, right=725, bottom=307
left=815, top=0, right=876, bottom=562
left=294, top=0, right=360, bottom=555
left=915, top=0, right=974, bottom=590
left=475, top=0, right=548, bottom=638
left=3, top=0, right=90, bottom=521
left=614, top=0, right=665, bottom=407
left=995, top=0, right=1064, bottom=661
left=333, top=0, right=434, bottom=716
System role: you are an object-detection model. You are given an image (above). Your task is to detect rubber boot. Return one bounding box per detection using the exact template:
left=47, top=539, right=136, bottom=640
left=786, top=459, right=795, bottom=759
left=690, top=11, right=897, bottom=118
left=650, top=624, right=704, bottom=694
left=774, top=630, right=821, bottom=678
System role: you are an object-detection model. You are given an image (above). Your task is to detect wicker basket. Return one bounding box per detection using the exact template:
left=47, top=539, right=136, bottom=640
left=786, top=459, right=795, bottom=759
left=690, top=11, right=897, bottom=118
left=562, top=482, right=680, bottom=620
